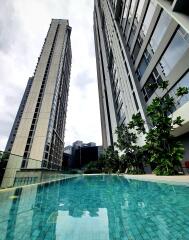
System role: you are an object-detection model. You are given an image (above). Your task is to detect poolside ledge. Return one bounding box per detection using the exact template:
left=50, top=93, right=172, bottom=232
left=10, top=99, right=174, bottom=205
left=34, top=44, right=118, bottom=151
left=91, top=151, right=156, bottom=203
left=124, top=174, right=189, bottom=186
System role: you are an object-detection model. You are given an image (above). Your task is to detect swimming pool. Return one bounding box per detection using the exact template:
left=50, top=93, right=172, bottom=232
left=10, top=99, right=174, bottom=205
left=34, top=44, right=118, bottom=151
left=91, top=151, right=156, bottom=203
left=0, top=175, right=189, bottom=240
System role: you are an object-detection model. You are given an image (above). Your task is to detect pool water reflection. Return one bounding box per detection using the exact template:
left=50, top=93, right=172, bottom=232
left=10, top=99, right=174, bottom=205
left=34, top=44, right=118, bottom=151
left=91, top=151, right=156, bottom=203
left=0, top=175, right=189, bottom=240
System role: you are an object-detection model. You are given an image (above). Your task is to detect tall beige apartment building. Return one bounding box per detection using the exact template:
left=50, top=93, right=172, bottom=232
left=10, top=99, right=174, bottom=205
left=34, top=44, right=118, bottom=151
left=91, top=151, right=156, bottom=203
left=2, top=19, right=72, bottom=187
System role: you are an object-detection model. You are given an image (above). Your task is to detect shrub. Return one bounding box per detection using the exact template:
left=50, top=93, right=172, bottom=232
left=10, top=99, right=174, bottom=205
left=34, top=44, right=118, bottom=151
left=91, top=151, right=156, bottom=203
left=84, top=168, right=102, bottom=174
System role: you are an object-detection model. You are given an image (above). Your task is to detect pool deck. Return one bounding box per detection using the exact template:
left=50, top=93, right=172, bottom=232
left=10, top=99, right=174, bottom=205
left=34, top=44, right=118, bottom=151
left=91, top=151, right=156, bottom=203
left=123, top=174, right=189, bottom=186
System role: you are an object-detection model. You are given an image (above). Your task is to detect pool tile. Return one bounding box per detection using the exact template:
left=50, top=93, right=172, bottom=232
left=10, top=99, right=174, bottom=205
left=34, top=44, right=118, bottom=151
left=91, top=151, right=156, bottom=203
left=1, top=176, right=189, bottom=240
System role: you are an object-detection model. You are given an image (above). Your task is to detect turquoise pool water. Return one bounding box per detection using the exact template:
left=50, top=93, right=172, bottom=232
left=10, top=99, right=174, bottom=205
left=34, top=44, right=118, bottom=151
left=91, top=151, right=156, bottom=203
left=0, top=175, right=189, bottom=240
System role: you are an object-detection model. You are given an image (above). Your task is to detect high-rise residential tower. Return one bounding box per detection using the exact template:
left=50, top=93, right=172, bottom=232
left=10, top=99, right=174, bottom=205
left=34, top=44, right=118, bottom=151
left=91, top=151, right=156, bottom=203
left=94, top=0, right=189, bottom=160
left=2, top=19, right=72, bottom=187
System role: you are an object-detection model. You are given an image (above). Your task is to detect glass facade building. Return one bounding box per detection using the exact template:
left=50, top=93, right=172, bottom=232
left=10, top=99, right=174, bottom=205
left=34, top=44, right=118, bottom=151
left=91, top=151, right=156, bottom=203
left=94, top=0, right=189, bottom=162
left=2, top=19, right=72, bottom=188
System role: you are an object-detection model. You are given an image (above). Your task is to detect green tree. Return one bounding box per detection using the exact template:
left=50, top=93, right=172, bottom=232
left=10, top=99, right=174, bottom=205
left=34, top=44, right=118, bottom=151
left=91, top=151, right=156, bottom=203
left=0, top=151, right=10, bottom=162
left=103, top=146, right=119, bottom=173
left=83, top=147, right=119, bottom=174
left=83, top=161, right=103, bottom=174
left=115, top=124, right=145, bottom=174
left=129, top=81, right=189, bottom=175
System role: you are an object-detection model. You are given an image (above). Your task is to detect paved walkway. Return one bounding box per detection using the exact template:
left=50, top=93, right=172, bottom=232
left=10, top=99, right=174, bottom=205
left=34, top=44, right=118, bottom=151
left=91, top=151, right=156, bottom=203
left=124, top=174, right=189, bottom=186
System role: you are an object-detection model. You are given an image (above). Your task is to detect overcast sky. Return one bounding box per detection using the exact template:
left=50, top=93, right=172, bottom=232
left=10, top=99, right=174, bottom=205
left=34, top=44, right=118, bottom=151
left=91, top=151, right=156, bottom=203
left=0, top=0, right=102, bottom=150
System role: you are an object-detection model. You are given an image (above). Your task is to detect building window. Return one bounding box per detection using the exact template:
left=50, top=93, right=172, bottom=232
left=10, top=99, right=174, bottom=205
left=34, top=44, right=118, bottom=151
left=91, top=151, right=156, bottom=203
left=128, top=0, right=146, bottom=48
left=128, top=23, right=137, bottom=48
left=125, top=0, right=137, bottom=36
left=133, top=92, right=139, bottom=110
left=136, top=11, right=171, bottom=79
left=117, top=104, right=125, bottom=123
left=142, top=67, right=163, bottom=102
left=135, top=0, right=145, bottom=23
left=168, top=71, right=189, bottom=110
left=136, top=50, right=151, bottom=80
left=159, top=27, right=189, bottom=77
left=132, top=38, right=142, bottom=60
left=149, top=11, right=171, bottom=53
left=140, top=0, right=156, bottom=37
left=128, top=74, right=133, bottom=90
left=121, top=0, right=131, bottom=30
left=132, top=0, right=156, bottom=59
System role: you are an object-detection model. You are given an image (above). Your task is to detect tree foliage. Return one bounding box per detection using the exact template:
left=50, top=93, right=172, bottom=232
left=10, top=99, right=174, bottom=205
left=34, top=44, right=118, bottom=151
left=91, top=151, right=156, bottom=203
left=115, top=124, right=145, bottom=174
left=84, top=81, right=188, bottom=176
left=129, top=81, right=189, bottom=175
left=103, top=146, right=119, bottom=173
left=84, top=146, right=119, bottom=173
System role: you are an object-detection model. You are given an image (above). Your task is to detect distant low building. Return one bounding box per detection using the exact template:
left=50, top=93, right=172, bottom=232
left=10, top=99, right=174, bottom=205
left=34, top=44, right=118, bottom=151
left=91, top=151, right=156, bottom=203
left=64, top=145, right=72, bottom=155
left=86, top=142, right=96, bottom=147
left=63, top=141, right=102, bottom=169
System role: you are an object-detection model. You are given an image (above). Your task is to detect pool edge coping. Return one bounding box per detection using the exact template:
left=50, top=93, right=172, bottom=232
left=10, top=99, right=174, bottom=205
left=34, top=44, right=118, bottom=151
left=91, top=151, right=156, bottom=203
left=0, top=175, right=80, bottom=193
left=1, top=173, right=189, bottom=192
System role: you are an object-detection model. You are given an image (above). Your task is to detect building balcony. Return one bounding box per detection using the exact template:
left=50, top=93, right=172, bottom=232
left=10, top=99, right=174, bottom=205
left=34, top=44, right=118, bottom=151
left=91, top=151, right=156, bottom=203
left=172, top=101, right=189, bottom=137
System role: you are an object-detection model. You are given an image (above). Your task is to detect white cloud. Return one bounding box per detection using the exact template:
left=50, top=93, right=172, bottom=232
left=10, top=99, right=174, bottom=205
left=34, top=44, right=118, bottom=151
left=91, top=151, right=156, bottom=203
left=0, top=0, right=102, bottom=150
